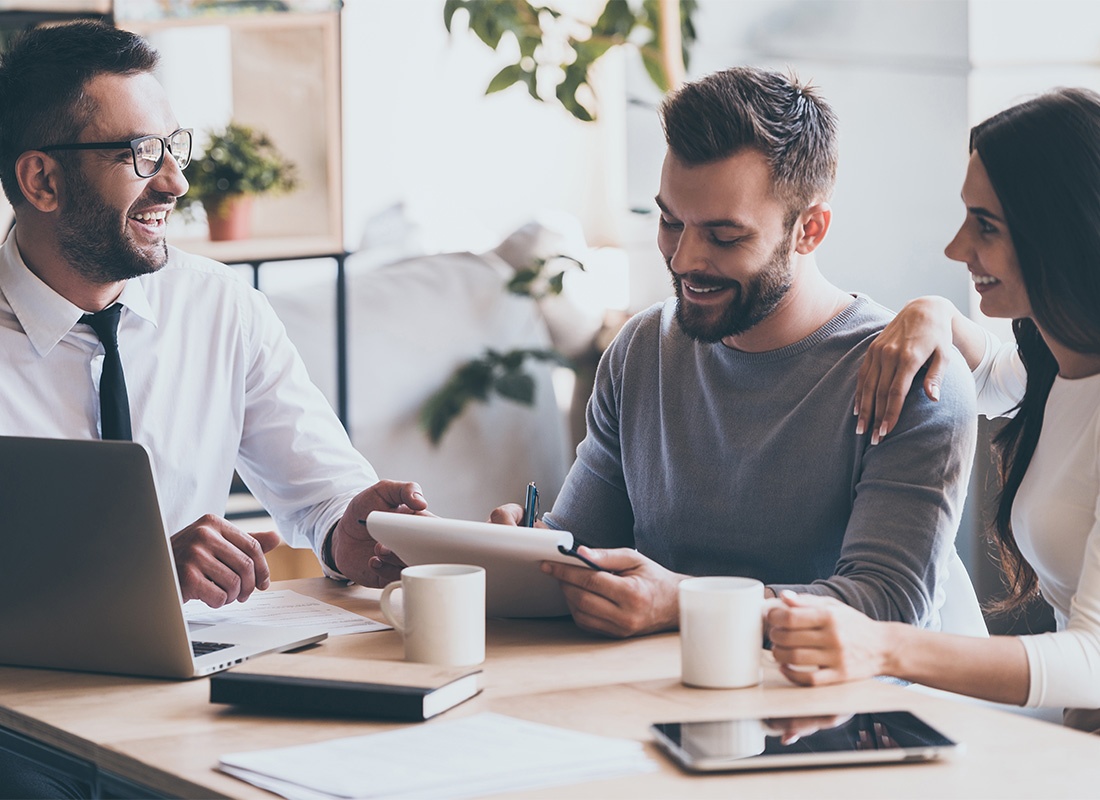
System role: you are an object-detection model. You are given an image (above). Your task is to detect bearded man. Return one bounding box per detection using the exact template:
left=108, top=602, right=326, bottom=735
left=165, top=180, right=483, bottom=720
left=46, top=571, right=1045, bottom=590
left=0, top=22, right=421, bottom=611
left=492, top=67, right=979, bottom=638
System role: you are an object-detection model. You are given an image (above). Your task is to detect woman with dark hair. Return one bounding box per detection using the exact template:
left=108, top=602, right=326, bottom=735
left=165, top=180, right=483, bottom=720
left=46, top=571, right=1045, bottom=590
left=767, top=87, right=1100, bottom=733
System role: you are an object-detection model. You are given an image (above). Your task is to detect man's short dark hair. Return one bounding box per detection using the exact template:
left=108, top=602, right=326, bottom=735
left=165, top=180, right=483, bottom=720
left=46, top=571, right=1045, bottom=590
left=659, top=66, right=839, bottom=222
left=0, top=20, right=159, bottom=206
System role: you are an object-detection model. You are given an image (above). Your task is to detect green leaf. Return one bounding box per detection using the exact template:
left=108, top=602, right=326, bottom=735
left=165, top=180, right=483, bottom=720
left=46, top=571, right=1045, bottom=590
left=522, top=67, right=540, bottom=101
left=555, top=65, right=596, bottom=122
left=500, top=349, right=526, bottom=370
left=494, top=370, right=535, bottom=404
left=442, top=0, right=465, bottom=33
left=638, top=44, right=668, bottom=93
left=486, top=63, right=526, bottom=94
left=420, top=342, right=575, bottom=443
left=506, top=266, right=539, bottom=295
left=592, top=0, right=636, bottom=38
left=517, top=30, right=539, bottom=59
left=450, top=0, right=698, bottom=123
left=454, top=358, right=494, bottom=400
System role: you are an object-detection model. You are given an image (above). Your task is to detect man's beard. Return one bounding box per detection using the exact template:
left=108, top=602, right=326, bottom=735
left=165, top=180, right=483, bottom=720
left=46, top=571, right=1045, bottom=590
left=55, top=163, right=171, bottom=284
left=670, top=238, right=793, bottom=343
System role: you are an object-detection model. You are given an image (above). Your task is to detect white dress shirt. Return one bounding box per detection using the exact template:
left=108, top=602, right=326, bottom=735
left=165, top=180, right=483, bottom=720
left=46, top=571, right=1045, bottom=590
left=0, top=227, right=377, bottom=562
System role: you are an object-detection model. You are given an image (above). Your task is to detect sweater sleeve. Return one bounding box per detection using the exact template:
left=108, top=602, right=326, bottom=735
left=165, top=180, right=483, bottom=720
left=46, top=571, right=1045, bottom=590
left=542, top=316, right=637, bottom=548
left=768, top=354, right=978, bottom=625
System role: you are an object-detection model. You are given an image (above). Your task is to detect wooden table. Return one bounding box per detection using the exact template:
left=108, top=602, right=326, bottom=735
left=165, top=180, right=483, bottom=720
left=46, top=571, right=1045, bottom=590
left=2, top=577, right=1098, bottom=798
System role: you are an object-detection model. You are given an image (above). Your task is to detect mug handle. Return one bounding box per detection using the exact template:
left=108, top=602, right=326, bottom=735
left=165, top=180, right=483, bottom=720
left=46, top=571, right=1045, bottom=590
left=379, top=581, right=405, bottom=634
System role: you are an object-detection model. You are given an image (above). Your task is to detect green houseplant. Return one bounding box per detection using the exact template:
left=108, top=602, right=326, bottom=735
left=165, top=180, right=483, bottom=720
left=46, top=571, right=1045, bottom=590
left=179, top=122, right=298, bottom=241
left=420, top=254, right=583, bottom=444
left=444, top=0, right=697, bottom=121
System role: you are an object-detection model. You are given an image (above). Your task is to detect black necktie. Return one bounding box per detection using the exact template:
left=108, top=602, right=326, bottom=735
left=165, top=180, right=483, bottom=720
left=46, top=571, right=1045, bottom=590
left=81, top=303, right=132, bottom=441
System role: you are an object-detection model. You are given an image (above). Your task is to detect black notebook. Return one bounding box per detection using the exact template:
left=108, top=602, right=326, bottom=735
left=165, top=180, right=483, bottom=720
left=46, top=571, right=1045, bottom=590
left=209, top=655, right=482, bottom=722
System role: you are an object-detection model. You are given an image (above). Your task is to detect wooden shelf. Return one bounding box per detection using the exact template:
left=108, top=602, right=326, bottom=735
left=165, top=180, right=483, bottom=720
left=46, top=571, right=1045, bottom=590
left=118, top=10, right=344, bottom=261
left=170, top=235, right=345, bottom=265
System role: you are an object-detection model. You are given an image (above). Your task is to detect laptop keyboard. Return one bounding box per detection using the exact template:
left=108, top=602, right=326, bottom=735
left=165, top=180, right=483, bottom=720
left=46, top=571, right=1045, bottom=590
left=192, top=640, right=234, bottom=657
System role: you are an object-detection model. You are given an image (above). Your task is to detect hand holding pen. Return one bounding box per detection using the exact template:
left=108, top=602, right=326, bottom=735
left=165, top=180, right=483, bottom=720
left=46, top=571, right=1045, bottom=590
left=520, top=481, right=607, bottom=572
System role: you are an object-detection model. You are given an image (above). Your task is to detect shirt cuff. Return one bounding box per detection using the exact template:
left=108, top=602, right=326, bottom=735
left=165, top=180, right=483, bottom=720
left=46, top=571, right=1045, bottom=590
left=319, top=522, right=350, bottom=582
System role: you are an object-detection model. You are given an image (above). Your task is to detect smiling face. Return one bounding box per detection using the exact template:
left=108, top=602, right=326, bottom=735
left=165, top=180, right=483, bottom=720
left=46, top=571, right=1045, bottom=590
left=657, top=149, right=796, bottom=344
left=54, top=72, right=188, bottom=283
left=944, top=151, right=1033, bottom=321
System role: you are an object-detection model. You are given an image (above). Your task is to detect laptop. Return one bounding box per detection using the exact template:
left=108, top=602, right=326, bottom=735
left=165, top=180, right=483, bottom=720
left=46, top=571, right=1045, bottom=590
left=0, top=436, right=327, bottom=679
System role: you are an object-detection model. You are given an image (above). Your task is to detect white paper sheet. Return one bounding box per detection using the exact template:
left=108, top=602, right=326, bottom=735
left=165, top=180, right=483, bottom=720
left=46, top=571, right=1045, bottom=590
left=183, top=589, right=389, bottom=635
left=220, top=712, right=657, bottom=799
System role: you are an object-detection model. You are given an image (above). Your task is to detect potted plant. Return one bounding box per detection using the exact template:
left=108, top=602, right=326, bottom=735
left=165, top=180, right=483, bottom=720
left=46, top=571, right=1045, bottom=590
left=420, top=254, right=584, bottom=444
left=178, top=122, right=298, bottom=241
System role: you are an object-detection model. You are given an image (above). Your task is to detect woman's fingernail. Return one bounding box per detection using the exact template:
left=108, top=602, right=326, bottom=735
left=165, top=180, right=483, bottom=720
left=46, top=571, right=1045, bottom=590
left=855, top=419, right=865, bottom=436
left=930, top=384, right=940, bottom=401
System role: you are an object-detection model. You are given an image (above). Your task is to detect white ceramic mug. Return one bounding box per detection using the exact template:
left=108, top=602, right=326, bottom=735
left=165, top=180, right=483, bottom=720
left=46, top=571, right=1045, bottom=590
left=684, top=718, right=766, bottom=759
left=380, top=564, right=486, bottom=666
left=679, top=576, right=764, bottom=689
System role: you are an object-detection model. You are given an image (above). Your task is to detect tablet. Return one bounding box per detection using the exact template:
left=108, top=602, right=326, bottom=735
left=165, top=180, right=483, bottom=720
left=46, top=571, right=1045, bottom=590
left=364, top=512, right=592, bottom=618
left=651, top=710, right=960, bottom=772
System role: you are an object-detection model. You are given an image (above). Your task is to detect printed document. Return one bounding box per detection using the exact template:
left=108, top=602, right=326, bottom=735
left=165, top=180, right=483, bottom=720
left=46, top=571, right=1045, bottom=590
left=220, top=712, right=657, bottom=799
left=184, top=589, right=389, bottom=635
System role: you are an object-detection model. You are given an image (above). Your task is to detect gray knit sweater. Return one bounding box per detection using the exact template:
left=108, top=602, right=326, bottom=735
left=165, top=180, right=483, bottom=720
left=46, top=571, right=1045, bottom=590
left=545, top=295, right=977, bottom=625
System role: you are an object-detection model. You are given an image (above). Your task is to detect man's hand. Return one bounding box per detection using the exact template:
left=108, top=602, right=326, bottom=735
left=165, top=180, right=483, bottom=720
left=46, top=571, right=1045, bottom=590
left=330, top=480, right=427, bottom=588
left=489, top=503, right=548, bottom=528
left=171, top=515, right=281, bottom=607
left=541, top=546, right=687, bottom=638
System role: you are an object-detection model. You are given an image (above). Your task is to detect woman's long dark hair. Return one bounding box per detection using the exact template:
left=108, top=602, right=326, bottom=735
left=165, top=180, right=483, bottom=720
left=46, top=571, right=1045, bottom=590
left=971, top=88, right=1100, bottom=612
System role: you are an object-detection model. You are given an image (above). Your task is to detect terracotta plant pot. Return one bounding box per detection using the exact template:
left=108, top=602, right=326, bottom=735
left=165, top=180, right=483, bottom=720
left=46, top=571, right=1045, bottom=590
left=205, top=194, right=254, bottom=241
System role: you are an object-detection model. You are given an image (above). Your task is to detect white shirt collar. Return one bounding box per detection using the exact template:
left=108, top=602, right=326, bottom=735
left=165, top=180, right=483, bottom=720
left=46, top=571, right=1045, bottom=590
left=0, top=225, right=157, bottom=357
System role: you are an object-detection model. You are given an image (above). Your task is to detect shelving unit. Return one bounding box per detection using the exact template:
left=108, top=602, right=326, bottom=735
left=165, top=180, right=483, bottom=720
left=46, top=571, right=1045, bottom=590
left=1, top=7, right=351, bottom=425
left=117, top=10, right=344, bottom=257
left=114, top=6, right=352, bottom=425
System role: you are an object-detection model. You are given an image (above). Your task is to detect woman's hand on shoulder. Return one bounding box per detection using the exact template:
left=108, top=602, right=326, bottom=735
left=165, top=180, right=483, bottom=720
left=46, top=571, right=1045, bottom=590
left=855, top=296, right=958, bottom=444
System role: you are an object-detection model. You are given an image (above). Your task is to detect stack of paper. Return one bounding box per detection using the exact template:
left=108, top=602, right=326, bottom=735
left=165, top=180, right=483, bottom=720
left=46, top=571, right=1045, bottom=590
left=183, top=589, right=389, bottom=636
left=220, top=712, right=657, bottom=799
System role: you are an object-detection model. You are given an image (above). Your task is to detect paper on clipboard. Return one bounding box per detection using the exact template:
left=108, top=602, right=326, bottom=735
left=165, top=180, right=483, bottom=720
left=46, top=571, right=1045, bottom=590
left=364, top=512, right=584, bottom=618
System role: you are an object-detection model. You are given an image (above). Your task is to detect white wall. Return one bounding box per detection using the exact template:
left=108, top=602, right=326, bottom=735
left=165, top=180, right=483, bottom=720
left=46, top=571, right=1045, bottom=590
left=340, top=0, right=626, bottom=255
left=623, top=0, right=974, bottom=315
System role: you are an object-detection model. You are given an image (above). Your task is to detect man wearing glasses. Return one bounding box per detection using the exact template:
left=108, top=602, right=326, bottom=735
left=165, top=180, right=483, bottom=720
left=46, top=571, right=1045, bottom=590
left=0, top=23, right=414, bottom=617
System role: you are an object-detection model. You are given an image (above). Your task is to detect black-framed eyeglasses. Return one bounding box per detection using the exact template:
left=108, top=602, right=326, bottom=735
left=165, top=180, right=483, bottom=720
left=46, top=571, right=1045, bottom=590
left=38, top=128, right=193, bottom=178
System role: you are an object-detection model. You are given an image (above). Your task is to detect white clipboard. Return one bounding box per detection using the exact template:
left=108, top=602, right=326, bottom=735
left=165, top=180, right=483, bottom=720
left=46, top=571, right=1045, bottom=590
left=364, top=512, right=589, bottom=618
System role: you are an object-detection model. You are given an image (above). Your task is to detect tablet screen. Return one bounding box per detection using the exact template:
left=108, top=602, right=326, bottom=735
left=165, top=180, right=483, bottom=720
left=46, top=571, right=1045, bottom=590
left=651, top=710, right=959, bottom=772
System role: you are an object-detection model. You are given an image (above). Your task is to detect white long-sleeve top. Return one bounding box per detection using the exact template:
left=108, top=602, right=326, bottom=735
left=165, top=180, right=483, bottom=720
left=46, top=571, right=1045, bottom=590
left=972, top=330, right=1100, bottom=709
left=0, top=228, right=377, bottom=565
